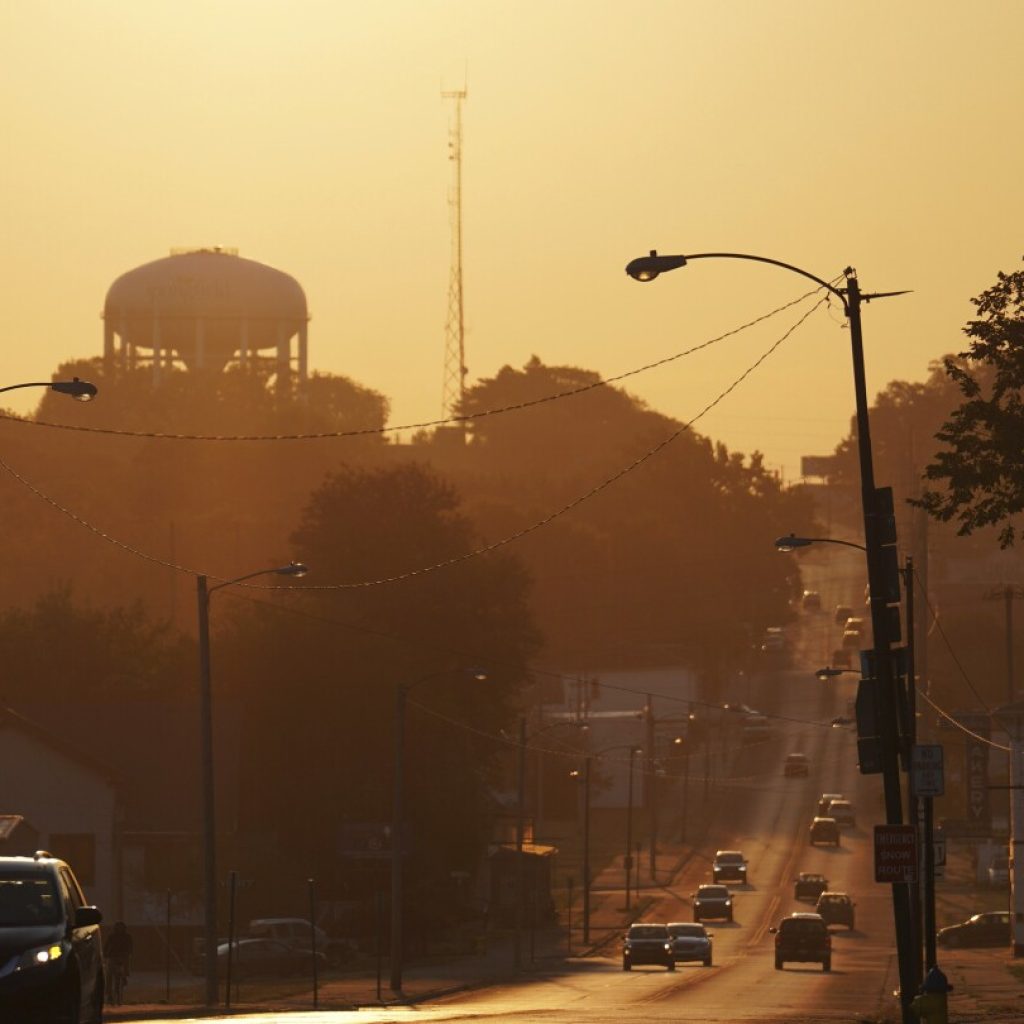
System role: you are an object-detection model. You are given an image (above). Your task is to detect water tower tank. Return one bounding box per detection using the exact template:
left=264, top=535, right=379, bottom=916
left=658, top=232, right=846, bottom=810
left=103, top=248, right=308, bottom=385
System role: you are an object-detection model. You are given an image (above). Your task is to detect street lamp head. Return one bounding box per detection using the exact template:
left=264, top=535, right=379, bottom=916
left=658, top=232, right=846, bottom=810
left=625, top=250, right=688, bottom=282
left=275, top=562, right=308, bottom=578
left=815, top=667, right=843, bottom=680
left=774, top=533, right=813, bottom=552
left=51, top=377, right=98, bottom=402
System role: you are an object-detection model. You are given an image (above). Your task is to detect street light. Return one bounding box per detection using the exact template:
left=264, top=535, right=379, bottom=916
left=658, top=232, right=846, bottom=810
left=627, top=248, right=918, bottom=1021
left=774, top=533, right=866, bottom=553
left=391, top=667, right=487, bottom=992
left=196, top=560, right=308, bottom=1007
left=0, top=376, right=98, bottom=401
left=815, top=666, right=860, bottom=680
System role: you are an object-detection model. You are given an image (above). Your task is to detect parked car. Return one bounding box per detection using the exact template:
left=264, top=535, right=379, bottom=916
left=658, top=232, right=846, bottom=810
left=794, top=872, right=829, bottom=901
left=771, top=913, right=832, bottom=971
left=622, top=923, right=675, bottom=971
left=802, top=590, right=822, bottom=611
left=937, top=911, right=1011, bottom=948
left=810, top=817, right=841, bottom=846
left=834, top=604, right=853, bottom=626
left=815, top=891, right=856, bottom=929
left=214, top=937, right=327, bottom=977
left=712, top=850, right=747, bottom=883
left=784, top=753, right=810, bottom=777
left=667, top=921, right=713, bottom=966
left=0, top=852, right=104, bottom=1023
left=248, top=917, right=328, bottom=952
left=692, top=884, right=733, bottom=922
left=825, top=799, right=856, bottom=827
left=937, top=913, right=1007, bottom=950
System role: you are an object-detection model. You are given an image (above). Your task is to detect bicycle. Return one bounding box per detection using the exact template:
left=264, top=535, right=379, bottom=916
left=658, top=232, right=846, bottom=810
left=106, top=957, right=128, bottom=1006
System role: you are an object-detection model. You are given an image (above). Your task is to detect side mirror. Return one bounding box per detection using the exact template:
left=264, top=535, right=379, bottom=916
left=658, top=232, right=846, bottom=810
left=768, top=927, right=777, bottom=935
left=75, top=906, right=102, bottom=928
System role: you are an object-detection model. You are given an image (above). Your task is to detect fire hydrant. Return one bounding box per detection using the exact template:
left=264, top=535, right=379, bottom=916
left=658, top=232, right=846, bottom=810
left=911, top=965, right=953, bottom=1023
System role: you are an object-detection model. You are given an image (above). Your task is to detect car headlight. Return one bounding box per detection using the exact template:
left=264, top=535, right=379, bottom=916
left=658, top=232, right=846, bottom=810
left=17, top=942, right=65, bottom=970
left=725, top=900, right=732, bottom=906
left=663, top=943, right=672, bottom=952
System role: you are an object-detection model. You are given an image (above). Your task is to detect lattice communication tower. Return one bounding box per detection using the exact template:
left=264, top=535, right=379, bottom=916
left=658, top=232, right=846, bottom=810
left=441, top=86, right=467, bottom=420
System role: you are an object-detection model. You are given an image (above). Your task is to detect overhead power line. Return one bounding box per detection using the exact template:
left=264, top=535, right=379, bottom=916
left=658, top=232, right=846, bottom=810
left=0, top=297, right=828, bottom=590
left=0, top=289, right=824, bottom=443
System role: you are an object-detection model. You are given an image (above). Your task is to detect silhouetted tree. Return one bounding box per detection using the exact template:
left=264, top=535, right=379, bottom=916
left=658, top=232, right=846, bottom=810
left=917, top=261, right=1024, bottom=547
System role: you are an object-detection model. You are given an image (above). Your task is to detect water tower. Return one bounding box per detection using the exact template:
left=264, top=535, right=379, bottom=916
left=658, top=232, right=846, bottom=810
left=102, top=248, right=308, bottom=392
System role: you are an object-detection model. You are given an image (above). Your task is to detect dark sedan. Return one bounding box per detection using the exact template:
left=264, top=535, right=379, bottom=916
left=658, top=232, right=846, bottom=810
left=794, top=873, right=829, bottom=901
left=937, top=912, right=1010, bottom=948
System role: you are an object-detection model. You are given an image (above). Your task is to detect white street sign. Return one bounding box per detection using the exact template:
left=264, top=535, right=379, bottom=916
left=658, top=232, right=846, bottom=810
left=912, top=744, right=945, bottom=798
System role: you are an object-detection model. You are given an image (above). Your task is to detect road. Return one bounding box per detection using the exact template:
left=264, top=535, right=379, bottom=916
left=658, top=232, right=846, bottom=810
left=137, top=632, right=907, bottom=1022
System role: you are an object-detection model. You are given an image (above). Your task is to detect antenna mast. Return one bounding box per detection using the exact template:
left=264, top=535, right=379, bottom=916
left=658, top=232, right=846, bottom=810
left=441, top=85, right=467, bottom=423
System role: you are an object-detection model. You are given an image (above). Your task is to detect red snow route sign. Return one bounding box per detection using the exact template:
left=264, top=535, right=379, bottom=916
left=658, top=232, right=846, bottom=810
left=874, top=824, right=918, bottom=883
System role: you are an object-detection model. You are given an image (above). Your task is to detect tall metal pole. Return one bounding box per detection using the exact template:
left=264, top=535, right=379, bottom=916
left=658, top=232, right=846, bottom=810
left=846, top=270, right=916, bottom=1022
left=924, top=796, right=937, bottom=970
left=625, top=748, right=636, bottom=912
left=196, top=575, right=218, bottom=1008
left=904, top=557, right=923, bottom=992
left=389, top=685, right=407, bottom=992
left=582, top=756, right=592, bottom=945
left=646, top=695, right=657, bottom=879
left=1007, top=588, right=1016, bottom=704
left=514, top=715, right=527, bottom=970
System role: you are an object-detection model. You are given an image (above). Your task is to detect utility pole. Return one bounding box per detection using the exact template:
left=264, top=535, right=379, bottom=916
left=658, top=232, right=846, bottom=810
left=985, top=585, right=1024, bottom=704
left=646, top=695, right=656, bottom=879
left=845, top=270, right=917, bottom=1023
left=514, top=715, right=527, bottom=971
left=903, top=556, right=923, bottom=992
left=993, top=704, right=1024, bottom=958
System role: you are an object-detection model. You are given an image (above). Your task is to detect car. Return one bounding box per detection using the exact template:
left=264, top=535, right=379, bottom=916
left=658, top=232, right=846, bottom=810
left=841, top=629, right=861, bottom=650
left=692, top=884, right=733, bottom=921
left=622, top=923, right=675, bottom=970
left=214, top=937, right=328, bottom=978
left=760, top=627, right=790, bottom=659
left=810, top=816, right=841, bottom=846
left=771, top=913, right=831, bottom=971
left=801, top=590, right=822, bottom=611
left=834, top=604, right=854, bottom=626
left=741, top=713, right=773, bottom=742
left=817, top=792, right=845, bottom=816
left=825, top=799, right=856, bottom=827
left=667, top=921, right=713, bottom=966
left=712, top=850, right=747, bottom=883
left=0, top=852, right=105, bottom=1023
left=815, top=891, right=856, bottom=929
left=784, top=753, right=810, bottom=777
left=794, top=872, right=830, bottom=901
left=248, top=917, right=329, bottom=951
left=843, top=616, right=866, bottom=634
left=937, top=911, right=1011, bottom=948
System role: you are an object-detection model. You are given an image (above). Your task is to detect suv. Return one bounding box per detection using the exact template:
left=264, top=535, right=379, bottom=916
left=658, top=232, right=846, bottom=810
left=622, top=923, right=674, bottom=971
left=0, top=852, right=104, bottom=1022
left=794, top=872, right=829, bottom=901
left=712, top=850, right=747, bottom=883
left=771, top=913, right=831, bottom=971
left=809, top=817, right=841, bottom=846
left=692, top=884, right=733, bottom=922
left=815, top=892, right=855, bottom=930
left=667, top=921, right=713, bottom=967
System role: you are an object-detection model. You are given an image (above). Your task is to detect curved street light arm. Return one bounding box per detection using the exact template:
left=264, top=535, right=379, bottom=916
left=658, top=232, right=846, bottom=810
left=682, top=253, right=847, bottom=306
left=207, top=561, right=307, bottom=597
left=0, top=377, right=98, bottom=401
left=775, top=534, right=867, bottom=553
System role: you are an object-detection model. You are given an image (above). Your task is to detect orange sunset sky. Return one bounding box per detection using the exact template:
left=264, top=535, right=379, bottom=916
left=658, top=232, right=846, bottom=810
left=2, top=0, right=1022, bottom=480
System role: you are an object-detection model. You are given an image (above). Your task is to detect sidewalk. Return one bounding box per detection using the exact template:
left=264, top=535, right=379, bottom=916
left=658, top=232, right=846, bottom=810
left=104, top=844, right=691, bottom=1019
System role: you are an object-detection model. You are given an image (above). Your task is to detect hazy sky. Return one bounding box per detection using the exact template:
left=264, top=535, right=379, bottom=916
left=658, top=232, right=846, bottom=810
left=2, top=1, right=1022, bottom=481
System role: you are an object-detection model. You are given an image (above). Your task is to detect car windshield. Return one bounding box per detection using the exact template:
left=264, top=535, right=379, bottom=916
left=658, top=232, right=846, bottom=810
left=0, top=872, right=61, bottom=926
left=820, top=895, right=847, bottom=905
left=669, top=925, right=705, bottom=938
left=717, top=853, right=743, bottom=863
left=801, top=874, right=825, bottom=882
left=700, top=886, right=729, bottom=898
left=629, top=926, right=667, bottom=939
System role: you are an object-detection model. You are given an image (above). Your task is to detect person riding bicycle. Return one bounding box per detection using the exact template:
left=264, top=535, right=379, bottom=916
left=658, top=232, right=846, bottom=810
left=105, top=921, right=133, bottom=1005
